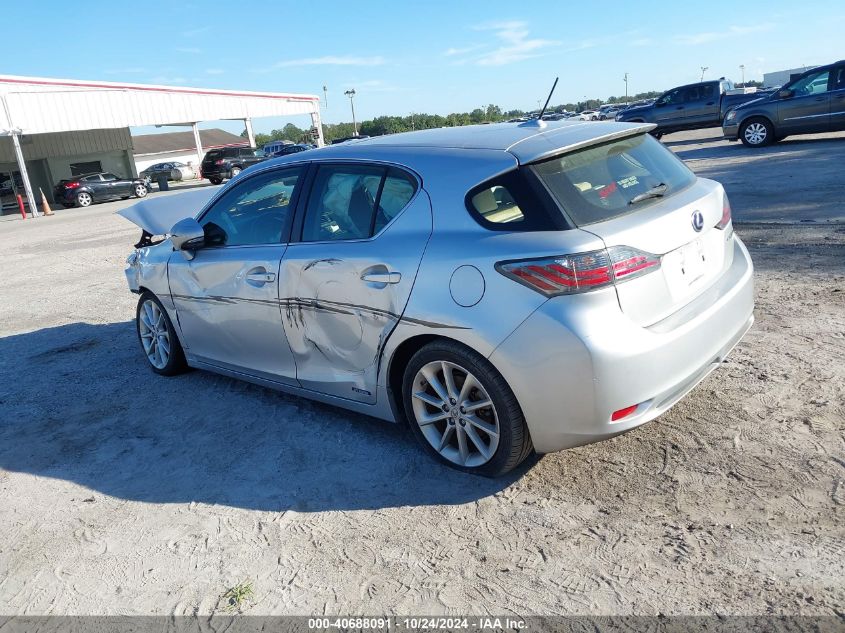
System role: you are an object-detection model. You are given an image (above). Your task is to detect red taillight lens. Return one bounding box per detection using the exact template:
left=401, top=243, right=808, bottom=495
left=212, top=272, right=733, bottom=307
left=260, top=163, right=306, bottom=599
left=716, top=196, right=732, bottom=229
left=65, top=181, right=81, bottom=189
left=497, top=246, right=660, bottom=297
left=214, top=159, right=224, bottom=165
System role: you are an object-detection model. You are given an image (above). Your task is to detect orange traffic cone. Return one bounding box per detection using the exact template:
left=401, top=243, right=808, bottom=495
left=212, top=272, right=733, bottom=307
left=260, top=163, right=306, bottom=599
left=39, top=188, right=54, bottom=216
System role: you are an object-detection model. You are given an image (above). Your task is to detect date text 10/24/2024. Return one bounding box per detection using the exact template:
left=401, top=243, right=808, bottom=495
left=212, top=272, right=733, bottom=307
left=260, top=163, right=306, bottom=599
left=307, top=617, right=528, bottom=631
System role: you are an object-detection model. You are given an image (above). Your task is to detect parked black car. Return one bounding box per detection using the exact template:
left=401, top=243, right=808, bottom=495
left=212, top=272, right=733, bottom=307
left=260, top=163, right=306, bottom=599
left=723, top=60, right=845, bottom=147
left=271, top=143, right=315, bottom=157
left=616, top=79, right=774, bottom=138
left=200, top=147, right=267, bottom=184
left=53, top=172, right=148, bottom=208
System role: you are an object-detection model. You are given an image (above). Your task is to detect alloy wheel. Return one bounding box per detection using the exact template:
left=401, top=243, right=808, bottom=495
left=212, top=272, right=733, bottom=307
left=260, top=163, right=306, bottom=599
left=744, top=122, right=767, bottom=145
left=135, top=184, right=147, bottom=197
left=77, top=192, right=91, bottom=206
left=138, top=299, right=171, bottom=369
left=410, top=360, right=500, bottom=467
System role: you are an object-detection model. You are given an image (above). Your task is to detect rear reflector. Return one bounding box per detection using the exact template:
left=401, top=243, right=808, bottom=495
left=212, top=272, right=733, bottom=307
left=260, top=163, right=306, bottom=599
left=497, top=246, right=660, bottom=297
left=611, top=404, right=639, bottom=422
left=716, top=196, right=732, bottom=229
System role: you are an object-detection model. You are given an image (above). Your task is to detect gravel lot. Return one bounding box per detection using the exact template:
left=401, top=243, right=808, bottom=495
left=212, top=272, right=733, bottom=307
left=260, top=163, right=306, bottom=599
left=0, top=129, right=843, bottom=616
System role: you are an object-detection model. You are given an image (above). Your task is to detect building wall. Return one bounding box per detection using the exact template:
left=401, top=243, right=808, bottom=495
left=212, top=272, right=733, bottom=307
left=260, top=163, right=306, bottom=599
left=0, top=128, right=135, bottom=204
left=763, top=67, right=810, bottom=88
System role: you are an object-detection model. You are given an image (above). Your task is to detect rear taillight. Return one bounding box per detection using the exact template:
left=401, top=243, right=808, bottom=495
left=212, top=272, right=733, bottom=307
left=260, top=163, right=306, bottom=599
left=214, top=159, right=224, bottom=165
left=716, top=196, right=732, bottom=229
left=496, top=246, right=660, bottom=297
left=65, top=181, right=81, bottom=189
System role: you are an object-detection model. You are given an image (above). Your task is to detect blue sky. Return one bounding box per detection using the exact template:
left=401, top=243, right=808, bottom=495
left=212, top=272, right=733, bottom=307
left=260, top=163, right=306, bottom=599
left=2, top=0, right=843, bottom=135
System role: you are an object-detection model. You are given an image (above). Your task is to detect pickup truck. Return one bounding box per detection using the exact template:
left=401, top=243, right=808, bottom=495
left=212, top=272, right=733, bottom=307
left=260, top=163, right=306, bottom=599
left=616, top=79, right=773, bottom=138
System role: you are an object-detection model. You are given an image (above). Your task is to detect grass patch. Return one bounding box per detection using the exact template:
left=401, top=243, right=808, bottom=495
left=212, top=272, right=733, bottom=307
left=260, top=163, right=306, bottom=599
left=222, top=580, right=254, bottom=612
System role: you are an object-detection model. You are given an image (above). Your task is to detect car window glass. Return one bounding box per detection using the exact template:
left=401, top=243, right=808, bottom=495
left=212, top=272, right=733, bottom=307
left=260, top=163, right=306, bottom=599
left=101, top=173, right=118, bottom=181
left=659, top=88, right=682, bottom=105
left=834, top=67, right=845, bottom=90
left=470, top=185, right=524, bottom=224
left=199, top=167, right=302, bottom=246
left=683, top=86, right=700, bottom=102
left=791, top=71, right=830, bottom=96
left=302, top=165, right=385, bottom=242
left=532, top=133, right=696, bottom=226
left=82, top=175, right=101, bottom=182
left=373, top=169, right=417, bottom=233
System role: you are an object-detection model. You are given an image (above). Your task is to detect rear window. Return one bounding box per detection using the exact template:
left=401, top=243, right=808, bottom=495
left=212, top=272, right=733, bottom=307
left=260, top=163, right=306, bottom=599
left=531, top=133, right=696, bottom=226
left=204, top=150, right=224, bottom=160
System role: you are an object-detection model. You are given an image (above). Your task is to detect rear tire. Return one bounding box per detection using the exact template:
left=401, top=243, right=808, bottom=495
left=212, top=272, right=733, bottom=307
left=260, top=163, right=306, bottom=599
left=740, top=117, right=774, bottom=147
left=134, top=184, right=148, bottom=198
left=76, top=191, right=92, bottom=207
left=135, top=291, right=188, bottom=376
left=209, top=177, right=223, bottom=185
left=402, top=340, right=533, bottom=477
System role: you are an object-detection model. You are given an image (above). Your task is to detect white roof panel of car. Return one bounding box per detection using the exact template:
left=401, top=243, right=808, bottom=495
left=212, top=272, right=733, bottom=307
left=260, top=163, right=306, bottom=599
left=309, top=120, right=654, bottom=165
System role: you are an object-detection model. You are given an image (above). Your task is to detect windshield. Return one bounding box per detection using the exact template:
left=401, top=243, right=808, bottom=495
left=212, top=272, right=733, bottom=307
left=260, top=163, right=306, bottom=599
left=531, top=133, right=696, bottom=226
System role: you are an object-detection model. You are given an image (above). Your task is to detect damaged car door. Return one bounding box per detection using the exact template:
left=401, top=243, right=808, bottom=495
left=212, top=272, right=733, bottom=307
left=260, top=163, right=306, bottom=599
left=280, top=162, right=431, bottom=403
left=167, top=166, right=304, bottom=384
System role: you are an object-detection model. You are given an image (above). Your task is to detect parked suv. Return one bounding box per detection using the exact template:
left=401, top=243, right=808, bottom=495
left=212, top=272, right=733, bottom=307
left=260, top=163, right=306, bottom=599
left=201, top=147, right=267, bottom=184
left=723, top=60, right=845, bottom=147
left=616, top=79, right=772, bottom=138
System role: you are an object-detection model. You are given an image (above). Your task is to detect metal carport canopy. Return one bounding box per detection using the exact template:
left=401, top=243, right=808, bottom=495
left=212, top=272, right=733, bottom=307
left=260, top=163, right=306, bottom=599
left=0, top=74, right=322, bottom=215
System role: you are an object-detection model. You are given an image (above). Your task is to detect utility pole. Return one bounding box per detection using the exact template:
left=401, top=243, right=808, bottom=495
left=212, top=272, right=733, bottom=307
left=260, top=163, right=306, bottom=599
left=700, top=66, right=709, bottom=82
left=624, top=72, right=629, bottom=103
left=322, top=85, right=328, bottom=108
left=344, top=89, right=358, bottom=136
left=739, top=64, right=745, bottom=87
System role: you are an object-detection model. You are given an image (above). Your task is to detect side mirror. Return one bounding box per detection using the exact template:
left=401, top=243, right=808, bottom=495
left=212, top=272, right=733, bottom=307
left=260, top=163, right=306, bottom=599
left=777, top=88, right=794, bottom=99
left=169, top=217, right=205, bottom=258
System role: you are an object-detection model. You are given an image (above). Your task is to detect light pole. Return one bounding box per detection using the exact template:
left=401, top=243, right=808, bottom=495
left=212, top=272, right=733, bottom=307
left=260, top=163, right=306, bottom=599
left=700, top=66, right=709, bottom=82
left=322, top=85, right=328, bottom=108
left=739, top=64, right=745, bottom=87
left=344, top=89, right=358, bottom=136
left=623, top=72, right=628, bottom=103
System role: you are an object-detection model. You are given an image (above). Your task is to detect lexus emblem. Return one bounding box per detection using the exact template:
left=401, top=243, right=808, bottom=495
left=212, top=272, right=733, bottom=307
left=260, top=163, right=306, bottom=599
left=691, top=210, right=704, bottom=232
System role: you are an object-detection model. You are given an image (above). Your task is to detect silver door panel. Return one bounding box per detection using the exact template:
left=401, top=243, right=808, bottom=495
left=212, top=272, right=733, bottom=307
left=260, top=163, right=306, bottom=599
left=280, top=191, right=433, bottom=403
left=168, top=245, right=298, bottom=385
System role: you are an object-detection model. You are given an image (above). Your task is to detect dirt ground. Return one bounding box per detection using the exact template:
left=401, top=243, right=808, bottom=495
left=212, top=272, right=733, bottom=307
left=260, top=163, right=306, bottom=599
left=0, top=129, right=843, bottom=616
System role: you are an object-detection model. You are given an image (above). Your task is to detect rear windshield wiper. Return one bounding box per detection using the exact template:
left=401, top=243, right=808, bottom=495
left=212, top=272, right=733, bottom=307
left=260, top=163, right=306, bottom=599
left=628, top=183, right=667, bottom=205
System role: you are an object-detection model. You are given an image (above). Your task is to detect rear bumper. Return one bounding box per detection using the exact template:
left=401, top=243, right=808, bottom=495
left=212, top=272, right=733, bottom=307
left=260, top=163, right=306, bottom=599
left=489, top=235, right=755, bottom=453
left=201, top=166, right=231, bottom=179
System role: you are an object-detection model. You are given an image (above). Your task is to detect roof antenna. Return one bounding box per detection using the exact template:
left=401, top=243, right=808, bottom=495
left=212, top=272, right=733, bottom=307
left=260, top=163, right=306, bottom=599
left=520, top=77, right=558, bottom=128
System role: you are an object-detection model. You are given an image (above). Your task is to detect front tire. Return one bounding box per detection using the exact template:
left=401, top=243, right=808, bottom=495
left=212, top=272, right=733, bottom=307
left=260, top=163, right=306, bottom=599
left=230, top=166, right=242, bottom=178
left=136, top=292, right=188, bottom=376
left=740, top=117, right=774, bottom=147
left=402, top=340, right=533, bottom=477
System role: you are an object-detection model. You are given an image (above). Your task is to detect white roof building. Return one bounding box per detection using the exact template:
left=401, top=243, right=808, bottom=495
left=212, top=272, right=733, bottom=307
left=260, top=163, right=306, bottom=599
left=0, top=75, right=322, bottom=215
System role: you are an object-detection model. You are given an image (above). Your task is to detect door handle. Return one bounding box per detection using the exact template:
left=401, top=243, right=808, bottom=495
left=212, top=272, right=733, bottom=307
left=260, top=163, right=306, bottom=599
left=361, top=271, right=401, bottom=284
left=246, top=271, right=276, bottom=284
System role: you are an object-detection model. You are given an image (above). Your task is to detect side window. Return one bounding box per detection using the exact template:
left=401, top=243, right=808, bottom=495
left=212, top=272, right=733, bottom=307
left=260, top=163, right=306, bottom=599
left=101, top=173, right=118, bottom=181
left=301, top=164, right=385, bottom=242
left=700, top=84, right=715, bottom=100
left=659, top=88, right=682, bottom=105
left=373, top=168, right=417, bottom=233
left=683, top=86, right=699, bottom=103
left=833, top=67, right=845, bottom=91
left=470, top=184, right=524, bottom=224
left=199, top=167, right=302, bottom=247
left=791, top=71, right=830, bottom=96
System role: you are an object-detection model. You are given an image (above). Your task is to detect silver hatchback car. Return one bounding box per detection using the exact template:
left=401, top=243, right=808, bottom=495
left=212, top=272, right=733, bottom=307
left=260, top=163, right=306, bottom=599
left=121, top=121, right=754, bottom=476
